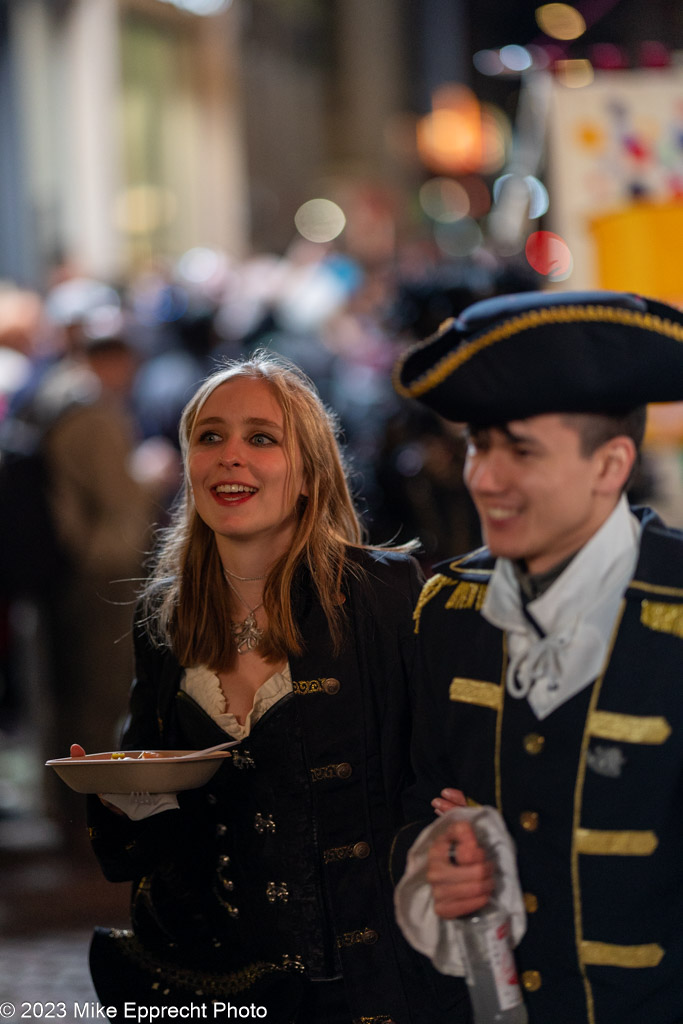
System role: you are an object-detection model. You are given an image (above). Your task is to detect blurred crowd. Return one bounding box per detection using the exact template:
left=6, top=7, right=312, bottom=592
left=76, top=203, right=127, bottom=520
left=0, top=239, right=680, bottom=850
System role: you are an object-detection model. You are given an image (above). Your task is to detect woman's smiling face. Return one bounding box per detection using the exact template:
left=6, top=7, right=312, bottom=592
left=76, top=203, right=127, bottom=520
left=187, top=376, right=306, bottom=556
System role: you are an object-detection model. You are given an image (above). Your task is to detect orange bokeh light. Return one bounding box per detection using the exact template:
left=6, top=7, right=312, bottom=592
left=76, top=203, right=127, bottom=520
left=417, top=85, right=484, bottom=175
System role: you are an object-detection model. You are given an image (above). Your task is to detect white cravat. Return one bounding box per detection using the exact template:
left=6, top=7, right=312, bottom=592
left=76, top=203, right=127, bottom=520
left=481, top=496, right=641, bottom=720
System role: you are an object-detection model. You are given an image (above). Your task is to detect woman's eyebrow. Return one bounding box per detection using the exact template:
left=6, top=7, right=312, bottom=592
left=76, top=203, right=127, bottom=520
left=194, top=415, right=224, bottom=427
left=193, top=415, right=283, bottom=431
left=244, top=417, right=282, bottom=430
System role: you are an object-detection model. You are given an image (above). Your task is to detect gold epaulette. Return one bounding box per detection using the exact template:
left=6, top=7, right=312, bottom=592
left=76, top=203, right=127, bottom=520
left=640, top=599, right=683, bottom=639
left=445, top=580, right=488, bottom=612
left=413, top=574, right=488, bottom=633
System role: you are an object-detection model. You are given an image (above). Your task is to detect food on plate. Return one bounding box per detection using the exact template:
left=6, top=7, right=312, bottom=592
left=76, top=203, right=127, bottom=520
left=110, top=750, right=163, bottom=760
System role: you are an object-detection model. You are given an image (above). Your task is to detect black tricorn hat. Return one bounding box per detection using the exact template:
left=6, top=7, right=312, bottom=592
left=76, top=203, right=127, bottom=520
left=393, top=290, right=683, bottom=423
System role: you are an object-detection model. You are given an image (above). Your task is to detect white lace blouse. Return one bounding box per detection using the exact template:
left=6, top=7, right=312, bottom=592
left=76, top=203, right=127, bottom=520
left=181, top=663, right=292, bottom=742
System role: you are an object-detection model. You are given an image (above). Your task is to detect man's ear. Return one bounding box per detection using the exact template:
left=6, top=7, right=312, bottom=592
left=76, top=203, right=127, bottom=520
left=594, top=436, right=637, bottom=495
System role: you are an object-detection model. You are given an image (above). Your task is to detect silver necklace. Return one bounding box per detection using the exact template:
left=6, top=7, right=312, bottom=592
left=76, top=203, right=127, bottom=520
left=223, top=571, right=264, bottom=654
left=223, top=565, right=268, bottom=582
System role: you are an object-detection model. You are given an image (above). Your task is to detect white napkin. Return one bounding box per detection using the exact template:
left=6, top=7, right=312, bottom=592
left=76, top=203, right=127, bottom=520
left=394, top=805, right=526, bottom=976
left=100, top=791, right=179, bottom=820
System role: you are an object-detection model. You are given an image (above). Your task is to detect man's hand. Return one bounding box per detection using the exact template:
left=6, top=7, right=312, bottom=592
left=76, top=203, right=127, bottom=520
left=426, top=819, right=495, bottom=918
left=431, top=786, right=467, bottom=816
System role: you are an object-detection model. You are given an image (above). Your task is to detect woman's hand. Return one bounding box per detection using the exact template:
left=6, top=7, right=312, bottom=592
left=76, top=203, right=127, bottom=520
left=426, top=819, right=495, bottom=919
left=431, top=786, right=467, bottom=816
left=69, top=742, right=125, bottom=814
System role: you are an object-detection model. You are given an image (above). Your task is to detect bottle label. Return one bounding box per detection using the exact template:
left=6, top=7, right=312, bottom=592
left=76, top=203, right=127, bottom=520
left=483, top=917, right=523, bottom=1011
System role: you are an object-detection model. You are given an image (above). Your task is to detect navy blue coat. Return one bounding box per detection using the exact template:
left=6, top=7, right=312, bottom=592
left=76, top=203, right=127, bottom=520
left=395, top=508, right=683, bottom=1024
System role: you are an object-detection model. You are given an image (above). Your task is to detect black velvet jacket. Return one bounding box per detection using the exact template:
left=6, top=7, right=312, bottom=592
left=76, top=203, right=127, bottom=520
left=393, top=508, right=683, bottom=1024
left=87, top=548, right=470, bottom=1024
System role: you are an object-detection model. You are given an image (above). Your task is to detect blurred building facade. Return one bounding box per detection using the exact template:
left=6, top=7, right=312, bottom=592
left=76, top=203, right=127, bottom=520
left=0, top=0, right=249, bottom=287
left=2, top=0, right=683, bottom=298
left=0, top=0, right=427, bottom=289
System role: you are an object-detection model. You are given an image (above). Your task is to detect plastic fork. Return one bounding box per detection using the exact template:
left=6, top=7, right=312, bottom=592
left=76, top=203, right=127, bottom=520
left=172, top=740, right=240, bottom=759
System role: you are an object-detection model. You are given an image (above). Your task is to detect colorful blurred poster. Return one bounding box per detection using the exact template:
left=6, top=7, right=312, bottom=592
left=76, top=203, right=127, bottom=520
left=547, top=69, right=683, bottom=304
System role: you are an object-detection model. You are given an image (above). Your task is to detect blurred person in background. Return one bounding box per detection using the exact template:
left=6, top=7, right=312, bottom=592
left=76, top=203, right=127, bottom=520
left=75, top=353, right=471, bottom=1023
left=372, top=260, right=544, bottom=571
left=7, top=300, right=179, bottom=849
left=0, top=285, right=45, bottom=745
left=371, top=262, right=511, bottom=569
left=130, top=249, right=240, bottom=448
left=0, top=284, right=43, bottom=419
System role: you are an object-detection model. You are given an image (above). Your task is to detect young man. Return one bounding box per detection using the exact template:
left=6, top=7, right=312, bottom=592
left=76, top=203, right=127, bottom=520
left=391, top=290, right=683, bottom=1024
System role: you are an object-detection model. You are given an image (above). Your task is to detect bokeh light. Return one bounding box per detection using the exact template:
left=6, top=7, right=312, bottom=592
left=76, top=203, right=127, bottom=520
left=492, top=174, right=548, bottom=219
left=417, top=85, right=484, bottom=175
left=525, top=230, right=573, bottom=280
left=554, top=59, right=595, bottom=88
left=481, top=104, right=511, bottom=173
left=535, top=4, right=586, bottom=41
left=525, top=176, right=550, bottom=219
left=589, top=44, right=628, bottom=70
left=156, top=0, right=232, bottom=14
left=177, top=247, right=225, bottom=285
left=499, top=45, right=533, bottom=73
left=294, top=198, right=346, bottom=243
left=434, top=218, right=483, bottom=258
left=419, top=178, right=470, bottom=222
left=473, top=49, right=505, bottom=76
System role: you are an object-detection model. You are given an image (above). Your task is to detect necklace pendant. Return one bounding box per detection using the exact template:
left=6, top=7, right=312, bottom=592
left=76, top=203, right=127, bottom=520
left=230, top=612, right=264, bottom=655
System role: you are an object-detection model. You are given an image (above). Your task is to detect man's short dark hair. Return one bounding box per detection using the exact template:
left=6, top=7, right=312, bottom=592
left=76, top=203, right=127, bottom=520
left=562, top=407, right=648, bottom=457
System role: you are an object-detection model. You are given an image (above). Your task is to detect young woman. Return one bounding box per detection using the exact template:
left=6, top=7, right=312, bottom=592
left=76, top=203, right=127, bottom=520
left=81, top=354, right=470, bottom=1023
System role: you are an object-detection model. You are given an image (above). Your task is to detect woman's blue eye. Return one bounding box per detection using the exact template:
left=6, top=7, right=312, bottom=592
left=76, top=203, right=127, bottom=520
left=198, top=430, right=222, bottom=444
left=250, top=433, right=275, bottom=446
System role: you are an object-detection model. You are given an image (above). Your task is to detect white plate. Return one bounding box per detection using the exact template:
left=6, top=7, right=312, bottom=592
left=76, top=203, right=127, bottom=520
left=45, top=749, right=233, bottom=794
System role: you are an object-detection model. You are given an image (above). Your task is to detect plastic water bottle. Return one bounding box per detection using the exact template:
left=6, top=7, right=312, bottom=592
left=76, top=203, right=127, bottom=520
left=458, top=901, right=528, bottom=1023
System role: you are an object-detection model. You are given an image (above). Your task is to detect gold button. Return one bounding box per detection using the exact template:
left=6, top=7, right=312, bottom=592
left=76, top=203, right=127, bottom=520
left=323, top=677, right=341, bottom=695
left=362, top=928, right=378, bottom=944
left=523, top=733, right=545, bottom=755
left=523, top=892, right=539, bottom=913
left=522, top=970, right=542, bottom=992
left=336, top=762, right=353, bottom=779
left=520, top=811, right=539, bottom=832
left=353, top=841, right=371, bottom=859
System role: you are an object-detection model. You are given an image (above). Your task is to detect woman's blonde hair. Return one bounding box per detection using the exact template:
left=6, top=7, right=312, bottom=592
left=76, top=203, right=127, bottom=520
left=141, top=351, right=377, bottom=669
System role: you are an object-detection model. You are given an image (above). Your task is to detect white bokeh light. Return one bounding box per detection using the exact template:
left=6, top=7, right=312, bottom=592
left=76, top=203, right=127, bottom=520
left=294, top=199, right=346, bottom=244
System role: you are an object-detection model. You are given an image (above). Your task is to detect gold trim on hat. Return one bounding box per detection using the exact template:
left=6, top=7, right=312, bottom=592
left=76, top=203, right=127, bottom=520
left=576, top=828, right=658, bottom=856
left=588, top=710, right=671, bottom=745
left=395, top=304, right=683, bottom=399
left=581, top=940, right=664, bottom=968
